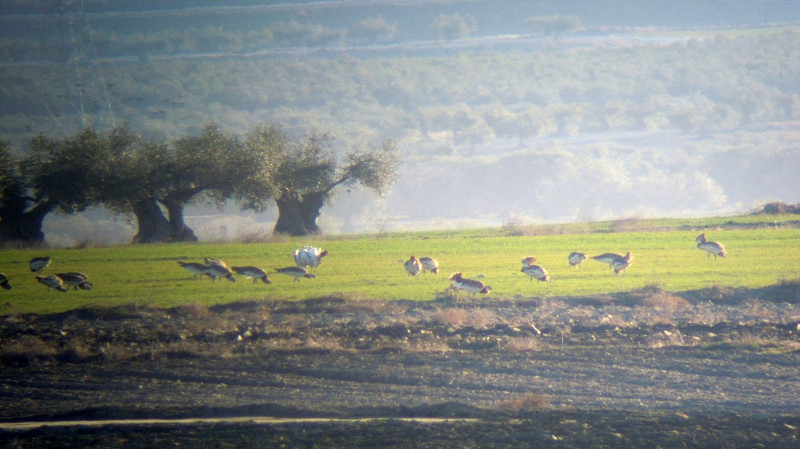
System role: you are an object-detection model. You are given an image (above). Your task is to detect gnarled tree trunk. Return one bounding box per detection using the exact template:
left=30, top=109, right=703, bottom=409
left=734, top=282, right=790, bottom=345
left=0, top=201, right=55, bottom=247
left=300, top=191, right=325, bottom=235
left=273, top=192, right=308, bottom=236
left=162, top=198, right=198, bottom=242
left=131, top=198, right=171, bottom=243
left=273, top=191, right=327, bottom=236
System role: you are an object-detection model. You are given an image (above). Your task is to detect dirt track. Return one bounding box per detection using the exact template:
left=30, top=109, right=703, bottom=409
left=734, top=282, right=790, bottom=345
left=2, top=287, right=799, bottom=447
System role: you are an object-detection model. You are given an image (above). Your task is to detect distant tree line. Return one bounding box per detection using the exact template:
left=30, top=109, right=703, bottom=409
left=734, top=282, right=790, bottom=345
left=0, top=124, right=400, bottom=246
left=1, top=27, right=797, bottom=155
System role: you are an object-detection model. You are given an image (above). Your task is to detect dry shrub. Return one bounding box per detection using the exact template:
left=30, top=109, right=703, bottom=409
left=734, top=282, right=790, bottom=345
left=705, top=331, right=800, bottom=353
left=643, top=291, right=691, bottom=310
left=0, top=336, right=97, bottom=364
left=497, top=392, right=551, bottom=411
left=647, top=329, right=686, bottom=348
left=174, top=303, right=214, bottom=318
left=59, top=339, right=96, bottom=362
left=740, top=298, right=778, bottom=321
left=407, top=336, right=450, bottom=353
left=304, top=334, right=344, bottom=351
left=500, top=216, right=527, bottom=236
left=99, top=342, right=136, bottom=361
left=278, top=313, right=309, bottom=329
left=635, top=308, right=675, bottom=326
left=690, top=302, right=727, bottom=326
left=433, top=308, right=498, bottom=328
left=234, top=230, right=274, bottom=243
left=504, top=336, right=544, bottom=353
left=0, top=335, right=58, bottom=364
left=337, top=298, right=405, bottom=315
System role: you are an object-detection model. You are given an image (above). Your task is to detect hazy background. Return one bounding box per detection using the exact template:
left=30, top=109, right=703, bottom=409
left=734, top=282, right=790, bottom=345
left=1, top=0, right=798, bottom=245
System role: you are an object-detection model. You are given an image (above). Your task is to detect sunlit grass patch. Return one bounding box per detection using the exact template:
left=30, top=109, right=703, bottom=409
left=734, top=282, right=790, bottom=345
left=0, top=216, right=798, bottom=314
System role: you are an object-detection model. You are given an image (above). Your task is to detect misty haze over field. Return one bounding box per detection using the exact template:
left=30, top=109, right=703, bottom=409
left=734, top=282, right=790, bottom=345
left=1, top=0, right=799, bottom=245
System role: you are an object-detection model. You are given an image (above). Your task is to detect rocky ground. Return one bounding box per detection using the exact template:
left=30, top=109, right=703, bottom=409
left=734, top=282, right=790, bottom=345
left=1, top=283, right=800, bottom=448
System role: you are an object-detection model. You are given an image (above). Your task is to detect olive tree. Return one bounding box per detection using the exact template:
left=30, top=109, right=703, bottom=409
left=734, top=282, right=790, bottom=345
left=0, top=130, right=106, bottom=246
left=243, top=125, right=401, bottom=236
left=100, top=123, right=267, bottom=243
left=98, top=126, right=175, bottom=243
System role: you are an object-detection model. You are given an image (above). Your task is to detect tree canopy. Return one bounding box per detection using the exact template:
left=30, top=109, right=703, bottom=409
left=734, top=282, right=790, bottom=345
left=243, top=125, right=400, bottom=236
left=0, top=123, right=400, bottom=245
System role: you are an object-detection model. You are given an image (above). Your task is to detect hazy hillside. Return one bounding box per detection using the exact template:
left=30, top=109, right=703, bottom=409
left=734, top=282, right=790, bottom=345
left=1, top=0, right=799, bottom=243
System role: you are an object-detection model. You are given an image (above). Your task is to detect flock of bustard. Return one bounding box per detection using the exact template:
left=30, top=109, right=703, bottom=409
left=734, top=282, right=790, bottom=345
left=0, top=234, right=726, bottom=296
left=407, top=232, right=726, bottom=296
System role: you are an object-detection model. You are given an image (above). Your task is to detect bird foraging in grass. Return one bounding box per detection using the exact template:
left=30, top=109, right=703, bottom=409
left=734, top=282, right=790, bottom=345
left=178, top=261, right=208, bottom=279
left=56, top=272, right=93, bottom=290
left=0, top=273, right=11, bottom=290
left=29, top=256, right=51, bottom=273
left=205, top=264, right=235, bottom=282
left=568, top=251, right=587, bottom=268
left=521, top=264, right=551, bottom=282
left=276, top=266, right=316, bottom=282
left=591, top=253, right=624, bottom=269
left=231, top=266, right=271, bottom=284
left=420, top=257, right=440, bottom=274
left=449, top=272, right=492, bottom=296
left=695, top=233, right=727, bottom=260
left=610, top=252, right=633, bottom=275
left=404, top=256, right=422, bottom=277
left=204, top=257, right=229, bottom=269
left=36, top=275, right=67, bottom=292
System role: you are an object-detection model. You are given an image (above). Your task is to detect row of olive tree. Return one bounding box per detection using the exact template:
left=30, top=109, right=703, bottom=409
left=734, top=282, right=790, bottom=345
left=0, top=124, right=400, bottom=246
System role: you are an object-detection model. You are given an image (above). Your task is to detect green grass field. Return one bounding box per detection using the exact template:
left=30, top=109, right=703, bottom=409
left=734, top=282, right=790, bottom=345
left=1, top=215, right=798, bottom=315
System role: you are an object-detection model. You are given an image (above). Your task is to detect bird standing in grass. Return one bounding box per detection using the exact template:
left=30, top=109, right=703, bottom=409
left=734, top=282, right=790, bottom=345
left=56, top=272, right=93, bottom=290
left=610, top=252, right=633, bottom=275
left=696, top=233, right=727, bottom=260
left=36, top=275, right=67, bottom=292
left=449, top=272, right=492, bottom=296
left=294, top=246, right=328, bottom=271
left=0, top=273, right=11, bottom=290
left=231, top=266, right=271, bottom=284
left=29, top=256, right=51, bottom=273
left=568, top=251, right=587, bottom=268
left=276, top=266, right=316, bottom=282
left=420, top=257, right=439, bottom=274
left=521, top=264, right=551, bottom=282
left=404, top=256, right=422, bottom=276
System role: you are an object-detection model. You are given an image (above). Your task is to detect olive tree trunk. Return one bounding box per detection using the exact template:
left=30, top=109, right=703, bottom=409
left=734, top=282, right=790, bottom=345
left=273, top=191, right=325, bottom=236
left=131, top=198, right=171, bottom=243
left=162, top=198, right=198, bottom=242
left=0, top=201, right=54, bottom=247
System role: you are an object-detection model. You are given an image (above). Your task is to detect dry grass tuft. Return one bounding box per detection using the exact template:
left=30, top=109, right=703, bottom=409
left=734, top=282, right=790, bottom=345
left=497, top=392, right=551, bottom=411
left=647, top=329, right=686, bottom=348
left=304, top=333, right=344, bottom=352
left=407, top=336, right=450, bottom=353
left=433, top=308, right=499, bottom=328
left=504, top=336, right=544, bottom=352
left=643, top=291, right=692, bottom=310
left=0, top=335, right=58, bottom=363
left=173, top=303, right=214, bottom=318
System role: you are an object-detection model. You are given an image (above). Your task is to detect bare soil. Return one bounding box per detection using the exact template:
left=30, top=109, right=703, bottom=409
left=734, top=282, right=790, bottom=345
left=2, top=284, right=800, bottom=448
